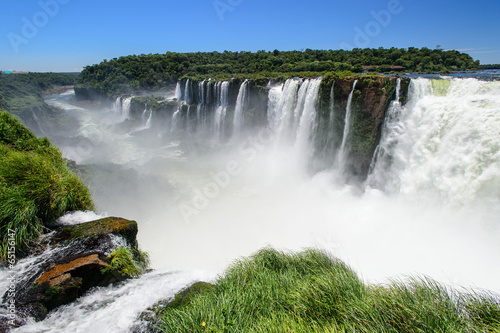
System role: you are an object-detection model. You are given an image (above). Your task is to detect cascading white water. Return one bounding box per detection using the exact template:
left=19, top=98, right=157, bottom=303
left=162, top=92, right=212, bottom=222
left=367, top=78, right=403, bottom=191
left=267, top=78, right=302, bottom=141
left=171, top=108, right=181, bottom=132
left=174, top=82, right=182, bottom=101
left=122, top=97, right=132, bottom=120
left=232, top=79, right=249, bottom=137
left=329, top=81, right=335, bottom=130
left=293, top=79, right=313, bottom=133
left=145, top=109, right=153, bottom=129
left=112, top=97, right=122, bottom=113
left=380, top=78, right=500, bottom=206
left=213, top=81, right=229, bottom=139
left=184, top=79, right=191, bottom=104
left=294, top=78, right=322, bottom=161
left=196, top=80, right=206, bottom=127
left=12, top=268, right=215, bottom=333
left=337, top=80, right=358, bottom=169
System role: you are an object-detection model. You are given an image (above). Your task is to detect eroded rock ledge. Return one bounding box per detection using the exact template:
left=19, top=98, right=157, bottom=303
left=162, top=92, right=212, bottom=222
left=2, top=217, right=140, bottom=327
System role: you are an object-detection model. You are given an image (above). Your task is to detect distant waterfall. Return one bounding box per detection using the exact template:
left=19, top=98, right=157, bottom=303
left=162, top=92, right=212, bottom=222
left=293, top=78, right=322, bottom=160
left=371, top=78, right=500, bottom=205
left=145, top=109, right=153, bottom=129
left=214, top=81, right=230, bottom=139
left=267, top=78, right=302, bottom=140
left=232, top=79, right=249, bottom=137
left=184, top=79, right=192, bottom=104
left=329, top=81, right=335, bottom=130
left=293, top=79, right=313, bottom=132
left=337, top=80, right=358, bottom=169
left=367, top=78, right=403, bottom=191
left=197, top=80, right=206, bottom=127
left=122, top=97, right=132, bottom=120
left=171, top=108, right=181, bottom=132
left=175, top=82, right=182, bottom=101
left=113, top=97, right=122, bottom=113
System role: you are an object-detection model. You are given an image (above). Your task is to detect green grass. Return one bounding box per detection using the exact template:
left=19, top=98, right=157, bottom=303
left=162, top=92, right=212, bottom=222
left=0, top=110, right=94, bottom=261
left=160, top=248, right=500, bottom=333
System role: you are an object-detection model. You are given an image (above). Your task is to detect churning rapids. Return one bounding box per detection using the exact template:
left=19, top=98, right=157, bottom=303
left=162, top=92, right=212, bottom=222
left=3, top=76, right=500, bottom=332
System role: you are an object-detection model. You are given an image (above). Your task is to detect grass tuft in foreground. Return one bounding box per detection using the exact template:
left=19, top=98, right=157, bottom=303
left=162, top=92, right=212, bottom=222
left=160, top=248, right=500, bottom=333
left=0, top=110, right=94, bottom=261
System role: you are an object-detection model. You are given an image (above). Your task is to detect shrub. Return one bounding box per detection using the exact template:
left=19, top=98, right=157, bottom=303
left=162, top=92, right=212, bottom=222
left=0, top=110, right=94, bottom=261
left=160, top=248, right=500, bottom=332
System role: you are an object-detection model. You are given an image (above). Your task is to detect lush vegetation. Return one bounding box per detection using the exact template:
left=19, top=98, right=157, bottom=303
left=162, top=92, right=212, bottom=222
left=0, top=72, right=77, bottom=114
left=101, top=246, right=150, bottom=278
left=479, top=64, right=500, bottom=70
left=0, top=72, right=78, bottom=135
left=160, top=248, right=500, bottom=332
left=76, top=47, right=479, bottom=96
left=0, top=110, right=94, bottom=261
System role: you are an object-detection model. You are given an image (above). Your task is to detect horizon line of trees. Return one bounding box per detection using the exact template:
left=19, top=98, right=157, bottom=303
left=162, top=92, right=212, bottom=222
left=76, top=47, right=480, bottom=96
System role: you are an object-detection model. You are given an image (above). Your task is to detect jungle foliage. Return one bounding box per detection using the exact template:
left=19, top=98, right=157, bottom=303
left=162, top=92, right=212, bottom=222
left=76, top=47, right=480, bottom=96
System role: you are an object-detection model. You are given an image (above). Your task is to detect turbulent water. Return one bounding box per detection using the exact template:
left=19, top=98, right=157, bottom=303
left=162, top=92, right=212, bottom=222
left=3, top=76, right=500, bottom=332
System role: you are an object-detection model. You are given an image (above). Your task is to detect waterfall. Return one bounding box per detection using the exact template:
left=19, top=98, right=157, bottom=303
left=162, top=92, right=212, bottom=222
left=171, top=108, right=181, bottom=132
left=232, top=79, right=249, bottom=137
left=145, top=109, right=153, bottom=129
left=292, top=79, right=313, bottom=134
left=266, top=82, right=284, bottom=131
left=214, top=81, right=229, bottom=139
left=122, top=97, right=132, bottom=120
left=373, top=78, right=500, bottom=206
left=184, top=79, right=191, bottom=104
left=329, top=81, right=335, bottom=131
left=337, top=80, right=358, bottom=169
left=294, top=78, right=322, bottom=160
left=197, top=80, right=206, bottom=127
left=113, top=97, right=122, bottom=113
left=367, top=78, right=403, bottom=191
left=175, top=82, right=182, bottom=101
left=267, top=78, right=302, bottom=140
left=141, top=105, right=148, bottom=122
left=206, top=79, right=214, bottom=107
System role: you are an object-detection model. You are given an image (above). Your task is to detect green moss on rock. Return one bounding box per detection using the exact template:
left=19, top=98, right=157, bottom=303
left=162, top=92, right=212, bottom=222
left=53, top=217, right=138, bottom=247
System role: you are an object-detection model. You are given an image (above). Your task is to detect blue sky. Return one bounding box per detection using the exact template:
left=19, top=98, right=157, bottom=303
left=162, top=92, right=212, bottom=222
left=1, top=0, right=499, bottom=72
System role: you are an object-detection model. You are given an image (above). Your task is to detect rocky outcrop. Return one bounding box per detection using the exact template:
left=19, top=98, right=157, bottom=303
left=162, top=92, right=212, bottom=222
left=50, top=216, right=138, bottom=248
left=2, top=217, right=141, bottom=327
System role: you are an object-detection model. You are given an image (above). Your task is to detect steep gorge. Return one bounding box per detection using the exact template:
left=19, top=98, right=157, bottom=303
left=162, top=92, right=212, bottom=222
left=75, top=76, right=408, bottom=181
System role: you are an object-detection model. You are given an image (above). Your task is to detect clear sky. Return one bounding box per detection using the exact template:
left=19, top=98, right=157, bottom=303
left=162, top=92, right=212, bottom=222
left=1, top=0, right=499, bottom=72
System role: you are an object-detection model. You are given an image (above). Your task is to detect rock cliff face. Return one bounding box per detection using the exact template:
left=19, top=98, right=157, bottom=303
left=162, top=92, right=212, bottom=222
left=2, top=217, right=141, bottom=327
left=316, top=76, right=410, bottom=181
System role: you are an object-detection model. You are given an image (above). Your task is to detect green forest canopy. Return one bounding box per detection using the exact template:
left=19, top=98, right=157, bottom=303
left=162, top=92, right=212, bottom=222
left=76, top=47, right=479, bottom=96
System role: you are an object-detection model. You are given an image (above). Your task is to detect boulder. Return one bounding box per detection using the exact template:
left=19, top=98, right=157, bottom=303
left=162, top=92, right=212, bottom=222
left=2, top=217, right=140, bottom=325
left=51, top=216, right=138, bottom=248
